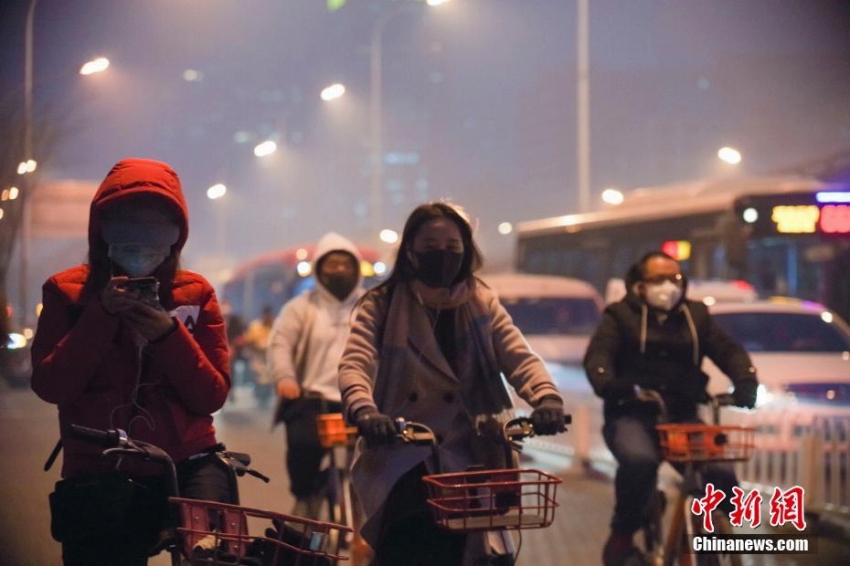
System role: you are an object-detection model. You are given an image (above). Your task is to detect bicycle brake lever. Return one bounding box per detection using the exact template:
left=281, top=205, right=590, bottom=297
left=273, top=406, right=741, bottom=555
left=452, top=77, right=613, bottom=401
left=246, top=468, right=271, bottom=483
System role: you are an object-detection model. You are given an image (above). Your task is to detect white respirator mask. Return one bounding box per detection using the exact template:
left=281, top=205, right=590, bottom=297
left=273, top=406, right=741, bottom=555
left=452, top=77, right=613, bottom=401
left=108, top=244, right=170, bottom=277
left=644, top=280, right=683, bottom=311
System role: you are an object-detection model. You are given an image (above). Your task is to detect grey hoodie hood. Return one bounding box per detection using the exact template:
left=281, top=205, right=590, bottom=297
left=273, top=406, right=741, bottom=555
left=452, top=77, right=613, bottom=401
left=312, top=232, right=364, bottom=297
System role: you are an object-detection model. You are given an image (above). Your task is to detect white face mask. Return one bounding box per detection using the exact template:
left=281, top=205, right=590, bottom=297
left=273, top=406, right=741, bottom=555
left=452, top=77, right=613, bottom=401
left=108, top=244, right=170, bottom=277
left=644, top=280, right=683, bottom=311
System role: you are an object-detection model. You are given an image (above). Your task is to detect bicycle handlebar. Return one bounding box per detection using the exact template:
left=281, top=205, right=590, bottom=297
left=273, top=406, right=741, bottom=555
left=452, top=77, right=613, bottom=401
left=394, top=418, right=438, bottom=446
left=70, top=424, right=269, bottom=483
left=70, top=424, right=128, bottom=448
left=711, top=393, right=737, bottom=408
left=219, top=451, right=270, bottom=483
left=631, top=388, right=741, bottom=425
left=393, top=415, right=571, bottom=447
left=503, top=415, right=571, bottom=442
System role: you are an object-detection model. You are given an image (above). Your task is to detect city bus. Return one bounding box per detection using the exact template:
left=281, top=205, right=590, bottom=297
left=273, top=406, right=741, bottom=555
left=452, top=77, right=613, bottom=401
left=514, top=175, right=850, bottom=322
left=222, top=243, right=389, bottom=322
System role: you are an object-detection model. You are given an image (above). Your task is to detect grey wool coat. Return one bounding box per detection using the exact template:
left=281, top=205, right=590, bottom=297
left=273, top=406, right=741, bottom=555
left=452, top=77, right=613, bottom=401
left=338, top=279, right=561, bottom=550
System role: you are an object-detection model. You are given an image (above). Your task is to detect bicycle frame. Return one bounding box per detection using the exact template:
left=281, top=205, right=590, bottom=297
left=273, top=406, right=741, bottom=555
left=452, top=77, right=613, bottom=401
left=651, top=395, right=753, bottom=566
left=309, top=394, right=369, bottom=564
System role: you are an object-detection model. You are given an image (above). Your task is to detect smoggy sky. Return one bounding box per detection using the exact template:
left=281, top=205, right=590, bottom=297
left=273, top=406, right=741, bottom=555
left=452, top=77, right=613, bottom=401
left=2, top=0, right=849, bottom=282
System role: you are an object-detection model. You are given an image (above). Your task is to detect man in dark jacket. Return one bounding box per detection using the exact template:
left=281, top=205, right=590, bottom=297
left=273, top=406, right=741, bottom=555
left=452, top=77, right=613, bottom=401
left=584, top=251, right=758, bottom=566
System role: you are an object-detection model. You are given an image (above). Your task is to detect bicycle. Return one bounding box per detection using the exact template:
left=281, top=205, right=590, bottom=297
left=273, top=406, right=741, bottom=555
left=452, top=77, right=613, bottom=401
left=314, top=409, right=371, bottom=564
left=393, top=415, right=570, bottom=565
left=627, top=392, right=755, bottom=566
left=70, top=423, right=353, bottom=565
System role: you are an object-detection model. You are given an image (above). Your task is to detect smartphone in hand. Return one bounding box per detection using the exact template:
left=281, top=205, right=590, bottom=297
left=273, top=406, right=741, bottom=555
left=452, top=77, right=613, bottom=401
left=119, top=277, right=160, bottom=308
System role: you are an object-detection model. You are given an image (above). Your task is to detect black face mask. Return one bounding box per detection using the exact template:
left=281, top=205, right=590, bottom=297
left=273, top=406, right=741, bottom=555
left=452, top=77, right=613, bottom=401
left=322, top=273, right=358, bottom=301
left=413, top=250, right=464, bottom=288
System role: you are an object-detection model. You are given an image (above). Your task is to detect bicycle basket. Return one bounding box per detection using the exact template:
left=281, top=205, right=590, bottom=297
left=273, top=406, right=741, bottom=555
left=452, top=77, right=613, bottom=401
left=421, top=468, right=561, bottom=532
left=170, top=497, right=351, bottom=565
left=316, top=413, right=358, bottom=449
left=656, top=424, right=755, bottom=462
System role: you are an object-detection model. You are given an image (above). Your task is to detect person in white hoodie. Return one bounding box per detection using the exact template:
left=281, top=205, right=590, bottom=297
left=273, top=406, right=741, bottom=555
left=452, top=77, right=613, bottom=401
left=267, top=232, right=365, bottom=518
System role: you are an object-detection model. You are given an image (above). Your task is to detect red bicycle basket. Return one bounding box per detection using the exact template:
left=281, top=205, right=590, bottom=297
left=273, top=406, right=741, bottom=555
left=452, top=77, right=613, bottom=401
left=170, top=497, right=351, bottom=565
left=656, top=424, right=755, bottom=462
left=421, top=468, right=561, bottom=532
left=315, top=413, right=358, bottom=449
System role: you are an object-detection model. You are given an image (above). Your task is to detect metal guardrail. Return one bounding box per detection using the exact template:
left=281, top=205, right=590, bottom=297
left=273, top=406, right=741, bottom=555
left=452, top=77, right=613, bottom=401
left=731, top=408, right=850, bottom=517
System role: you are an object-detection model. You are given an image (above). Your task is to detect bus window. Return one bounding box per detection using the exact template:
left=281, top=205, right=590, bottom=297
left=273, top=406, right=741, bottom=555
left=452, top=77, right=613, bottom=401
left=828, top=245, right=850, bottom=323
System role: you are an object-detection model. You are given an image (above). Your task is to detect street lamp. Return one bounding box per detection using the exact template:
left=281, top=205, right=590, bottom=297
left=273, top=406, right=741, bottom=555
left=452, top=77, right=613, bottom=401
left=369, top=0, right=449, bottom=242
left=717, top=146, right=742, bottom=165
left=206, top=183, right=228, bottom=256
left=601, top=187, right=624, bottom=206
left=320, top=83, right=346, bottom=102
left=253, top=140, right=277, bottom=157
left=79, top=57, right=110, bottom=76
left=17, top=39, right=111, bottom=326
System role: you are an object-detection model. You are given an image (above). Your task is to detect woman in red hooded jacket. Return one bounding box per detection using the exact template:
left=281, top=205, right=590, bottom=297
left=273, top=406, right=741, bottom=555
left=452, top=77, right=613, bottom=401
left=31, top=158, right=231, bottom=565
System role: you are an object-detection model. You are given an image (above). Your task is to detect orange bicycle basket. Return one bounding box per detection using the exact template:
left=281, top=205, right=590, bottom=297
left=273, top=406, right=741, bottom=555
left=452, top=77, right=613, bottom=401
left=421, top=468, right=561, bottom=532
left=315, top=413, right=358, bottom=449
left=656, top=424, right=755, bottom=462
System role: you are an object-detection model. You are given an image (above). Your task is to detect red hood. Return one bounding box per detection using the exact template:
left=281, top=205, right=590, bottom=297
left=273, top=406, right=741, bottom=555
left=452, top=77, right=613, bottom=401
left=88, top=158, right=189, bottom=252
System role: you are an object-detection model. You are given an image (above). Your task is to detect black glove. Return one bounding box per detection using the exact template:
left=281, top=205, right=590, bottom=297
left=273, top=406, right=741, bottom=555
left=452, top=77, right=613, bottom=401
left=732, top=381, right=758, bottom=409
left=355, top=407, right=396, bottom=448
left=530, top=396, right=567, bottom=435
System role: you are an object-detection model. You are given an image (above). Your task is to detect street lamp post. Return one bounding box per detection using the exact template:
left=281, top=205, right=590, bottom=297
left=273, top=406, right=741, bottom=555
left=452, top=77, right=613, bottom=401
left=369, top=0, right=448, bottom=243
left=369, top=8, right=396, bottom=244
left=17, top=0, right=108, bottom=327
left=576, top=0, right=590, bottom=213
left=18, top=0, right=39, bottom=327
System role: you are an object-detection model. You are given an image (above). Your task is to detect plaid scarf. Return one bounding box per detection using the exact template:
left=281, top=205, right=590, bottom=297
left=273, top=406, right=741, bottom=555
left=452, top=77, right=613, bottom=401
left=381, top=279, right=513, bottom=419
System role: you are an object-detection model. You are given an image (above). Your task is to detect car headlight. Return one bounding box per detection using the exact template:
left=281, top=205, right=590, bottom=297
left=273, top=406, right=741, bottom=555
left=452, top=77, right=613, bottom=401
left=755, top=384, right=775, bottom=408
left=6, top=333, right=27, bottom=350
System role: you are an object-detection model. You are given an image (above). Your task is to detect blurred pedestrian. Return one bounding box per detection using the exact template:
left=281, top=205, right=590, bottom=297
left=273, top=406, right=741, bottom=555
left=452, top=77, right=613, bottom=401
left=242, top=305, right=275, bottom=406
left=220, top=299, right=247, bottom=389
left=267, top=232, right=365, bottom=518
left=338, top=201, right=567, bottom=565
left=30, top=158, right=232, bottom=565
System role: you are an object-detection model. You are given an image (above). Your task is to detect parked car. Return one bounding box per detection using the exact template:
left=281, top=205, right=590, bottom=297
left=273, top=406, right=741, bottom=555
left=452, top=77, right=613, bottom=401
left=1, top=329, right=33, bottom=388
left=481, top=272, right=604, bottom=364
left=705, top=298, right=850, bottom=408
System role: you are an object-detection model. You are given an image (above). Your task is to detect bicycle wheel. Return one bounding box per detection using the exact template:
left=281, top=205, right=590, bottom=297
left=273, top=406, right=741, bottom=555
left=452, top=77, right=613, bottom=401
left=690, top=512, right=742, bottom=566
left=682, top=500, right=744, bottom=566
left=663, top=494, right=696, bottom=566
left=642, top=489, right=665, bottom=561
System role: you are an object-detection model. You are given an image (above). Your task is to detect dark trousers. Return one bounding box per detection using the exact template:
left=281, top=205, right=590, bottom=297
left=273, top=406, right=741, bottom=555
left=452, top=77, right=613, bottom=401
left=371, top=463, right=467, bottom=566
left=603, top=413, right=737, bottom=535
left=59, top=453, right=232, bottom=566
left=282, top=397, right=341, bottom=499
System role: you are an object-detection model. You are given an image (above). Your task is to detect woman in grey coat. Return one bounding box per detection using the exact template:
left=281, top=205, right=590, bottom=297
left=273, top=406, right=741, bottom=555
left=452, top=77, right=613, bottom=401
left=338, top=202, right=566, bottom=565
